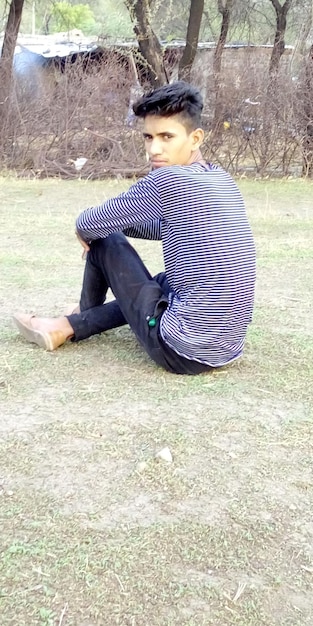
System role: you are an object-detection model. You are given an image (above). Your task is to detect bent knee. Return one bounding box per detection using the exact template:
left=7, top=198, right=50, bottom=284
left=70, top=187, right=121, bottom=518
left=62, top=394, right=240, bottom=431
left=91, top=232, right=127, bottom=251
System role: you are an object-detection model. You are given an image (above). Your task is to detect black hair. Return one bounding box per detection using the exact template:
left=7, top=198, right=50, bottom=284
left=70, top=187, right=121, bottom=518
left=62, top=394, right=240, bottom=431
left=133, top=81, right=203, bottom=131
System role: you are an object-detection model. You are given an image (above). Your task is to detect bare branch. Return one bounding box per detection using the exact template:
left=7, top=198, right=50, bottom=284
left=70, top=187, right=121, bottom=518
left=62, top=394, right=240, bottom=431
left=269, top=0, right=293, bottom=16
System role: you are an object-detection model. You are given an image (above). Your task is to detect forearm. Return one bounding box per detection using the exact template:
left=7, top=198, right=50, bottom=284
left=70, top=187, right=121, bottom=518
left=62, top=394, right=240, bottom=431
left=123, top=220, right=162, bottom=240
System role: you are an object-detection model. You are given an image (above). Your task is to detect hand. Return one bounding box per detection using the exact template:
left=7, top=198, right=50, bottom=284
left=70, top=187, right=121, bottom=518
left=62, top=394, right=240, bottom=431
left=76, top=232, right=90, bottom=259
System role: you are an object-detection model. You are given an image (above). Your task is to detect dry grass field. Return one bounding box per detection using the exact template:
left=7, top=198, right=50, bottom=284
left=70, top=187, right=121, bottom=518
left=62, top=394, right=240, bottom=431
left=0, top=176, right=313, bottom=626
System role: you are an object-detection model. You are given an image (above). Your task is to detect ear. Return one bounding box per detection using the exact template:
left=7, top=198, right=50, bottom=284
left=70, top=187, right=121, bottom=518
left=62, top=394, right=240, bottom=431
left=191, top=127, right=204, bottom=151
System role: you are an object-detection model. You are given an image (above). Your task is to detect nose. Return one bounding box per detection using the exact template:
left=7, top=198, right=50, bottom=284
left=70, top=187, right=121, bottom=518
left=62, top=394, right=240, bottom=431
left=148, top=138, right=163, bottom=156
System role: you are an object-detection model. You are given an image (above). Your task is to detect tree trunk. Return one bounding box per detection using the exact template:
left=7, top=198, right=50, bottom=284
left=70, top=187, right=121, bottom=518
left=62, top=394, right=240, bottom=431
left=292, top=7, right=313, bottom=60
left=302, top=44, right=313, bottom=177
left=212, top=0, right=233, bottom=136
left=268, top=0, right=293, bottom=77
left=0, top=0, right=25, bottom=136
left=125, top=0, right=167, bottom=88
left=178, top=0, right=204, bottom=81
left=0, top=0, right=24, bottom=82
left=261, top=0, right=293, bottom=172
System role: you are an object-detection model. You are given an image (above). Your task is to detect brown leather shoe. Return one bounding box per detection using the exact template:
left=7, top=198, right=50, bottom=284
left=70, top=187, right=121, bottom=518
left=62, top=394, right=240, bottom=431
left=13, top=313, right=67, bottom=351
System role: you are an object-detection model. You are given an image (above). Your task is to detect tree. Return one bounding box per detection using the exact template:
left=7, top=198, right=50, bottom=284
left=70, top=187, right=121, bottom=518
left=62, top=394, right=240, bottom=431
left=0, top=0, right=24, bottom=82
left=302, top=44, right=313, bottom=177
left=125, top=0, right=168, bottom=87
left=178, top=0, right=204, bottom=81
left=292, top=3, right=313, bottom=59
left=213, top=0, right=233, bottom=80
left=51, top=2, right=96, bottom=34
left=212, top=0, right=234, bottom=134
left=268, top=0, right=293, bottom=76
left=0, top=0, right=25, bottom=123
left=125, top=0, right=207, bottom=87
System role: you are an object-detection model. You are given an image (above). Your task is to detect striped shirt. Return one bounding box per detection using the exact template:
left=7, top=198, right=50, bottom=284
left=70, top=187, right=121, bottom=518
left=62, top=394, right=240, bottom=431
left=76, top=163, right=256, bottom=367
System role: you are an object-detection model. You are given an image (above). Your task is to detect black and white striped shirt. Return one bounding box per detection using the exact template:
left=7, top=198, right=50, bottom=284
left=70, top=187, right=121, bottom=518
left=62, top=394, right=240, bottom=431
left=76, top=163, right=256, bottom=367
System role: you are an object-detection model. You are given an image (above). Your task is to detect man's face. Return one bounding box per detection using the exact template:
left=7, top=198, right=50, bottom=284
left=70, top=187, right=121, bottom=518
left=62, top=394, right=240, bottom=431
left=143, top=114, right=203, bottom=169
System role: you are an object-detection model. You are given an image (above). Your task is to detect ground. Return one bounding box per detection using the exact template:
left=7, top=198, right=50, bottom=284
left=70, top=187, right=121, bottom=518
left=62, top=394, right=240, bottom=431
left=0, top=176, right=312, bottom=626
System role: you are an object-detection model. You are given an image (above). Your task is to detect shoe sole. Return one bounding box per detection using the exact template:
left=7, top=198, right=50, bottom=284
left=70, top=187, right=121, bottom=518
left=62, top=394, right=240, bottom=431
left=13, top=315, right=54, bottom=351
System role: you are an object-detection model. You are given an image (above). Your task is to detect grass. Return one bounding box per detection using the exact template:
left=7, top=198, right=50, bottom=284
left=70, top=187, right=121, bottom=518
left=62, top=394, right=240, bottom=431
left=0, top=175, right=313, bottom=625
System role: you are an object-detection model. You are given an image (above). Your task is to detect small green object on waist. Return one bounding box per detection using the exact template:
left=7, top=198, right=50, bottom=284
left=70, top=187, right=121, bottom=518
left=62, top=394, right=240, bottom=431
left=147, top=316, right=157, bottom=327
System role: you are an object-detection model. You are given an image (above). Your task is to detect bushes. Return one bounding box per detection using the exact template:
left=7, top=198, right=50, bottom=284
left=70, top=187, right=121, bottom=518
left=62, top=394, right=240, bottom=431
left=199, top=51, right=309, bottom=177
left=0, top=53, right=146, bottom=178
left=0, top=47, right=312, bottom=178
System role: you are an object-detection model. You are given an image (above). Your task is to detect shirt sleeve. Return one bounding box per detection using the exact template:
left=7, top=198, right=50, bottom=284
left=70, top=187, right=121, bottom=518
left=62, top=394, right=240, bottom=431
left=76, top=173, right=162, bottom=242
left=123, top=220, right=162, bottom=240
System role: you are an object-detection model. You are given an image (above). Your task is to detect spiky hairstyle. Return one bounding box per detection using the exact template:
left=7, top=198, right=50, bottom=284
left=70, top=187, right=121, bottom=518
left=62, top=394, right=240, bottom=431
left=133, top=81, right=203, bottom=131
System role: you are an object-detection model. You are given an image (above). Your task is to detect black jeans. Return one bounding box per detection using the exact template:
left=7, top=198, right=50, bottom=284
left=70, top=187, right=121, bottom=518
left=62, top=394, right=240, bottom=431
left=67, top=233, right=211, bottom=375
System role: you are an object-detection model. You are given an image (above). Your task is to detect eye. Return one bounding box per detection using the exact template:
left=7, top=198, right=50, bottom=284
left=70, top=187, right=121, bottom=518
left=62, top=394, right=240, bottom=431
left=143, top=134, right=152, bottom=141
left=163, top=134, right=173, bottom=140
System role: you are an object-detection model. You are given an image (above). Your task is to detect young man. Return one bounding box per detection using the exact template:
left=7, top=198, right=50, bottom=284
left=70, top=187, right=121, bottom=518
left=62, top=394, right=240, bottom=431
left=13, top=81, right=256, bottom=375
